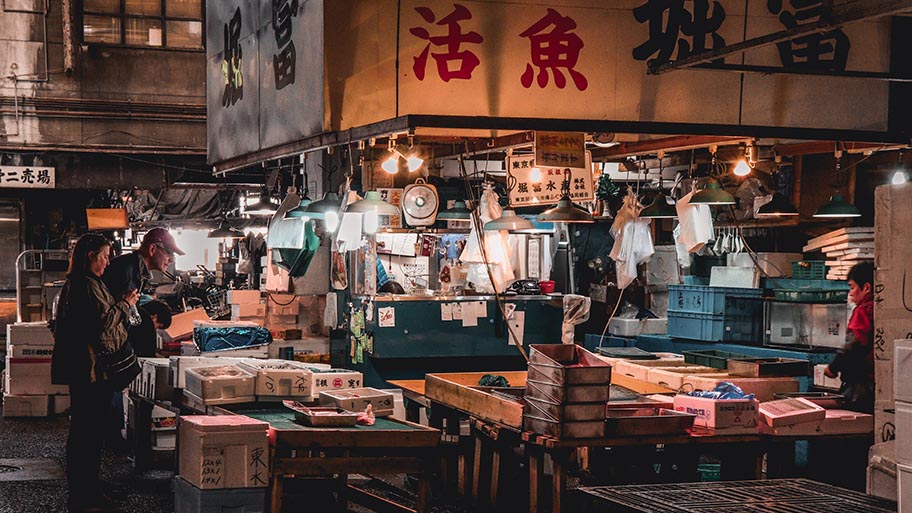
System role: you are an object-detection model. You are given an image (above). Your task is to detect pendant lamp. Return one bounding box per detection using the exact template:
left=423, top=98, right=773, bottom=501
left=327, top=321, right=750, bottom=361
left=639, top=192, right=677, bottom=219
left=244, top=190, right=279, bottom=216
left=484, top=208, right=535, bottom=231
left=689, top=178, right=735, bottom=205
left=207, top=219, right=244, bottom=239
left=347, top=191, right=400, bottom=215
left=756, top=193, right=798, bottom=217
left=437, top=200, right=472, bottom=220
left=284, top=197, right=312, bottom=218
left=813, top=194, right=861, bottom=218
left=538, top=197, right=594, bottom=223
left=302, top=192, right=343, bottom=219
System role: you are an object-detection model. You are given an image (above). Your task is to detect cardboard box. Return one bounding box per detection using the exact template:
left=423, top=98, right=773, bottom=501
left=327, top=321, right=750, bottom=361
left=165, top=308, right=210, bottom=340
left=875, top=399, right=896, bottom=444
left=877, top=358, right=894, bottom=405
left=896, top=401, right=912, bottom=465
left=6, top=343, right=54, bottom=359
left=227, top=290, right=262, bottom=304
left=759, top=397, right=826, bottom=427
left=231, top=303, right=266, bottom=319
left=2, top=394, right=49, bottom=417
left=178, top=415, right=269, bottom=489
left=319, top=387, right=395, bottom=416
left=4, top=356, right=68, bottom=396
left=185, top=366, right=255, bottom=405
left=266, top=294, right=300, bottom=316
left=237, top=359, right=313, bottom=397
left=6, top=322, right=55, bottom=347
left=267, top=337, right=329, bottom=359
left=304, top=368, right=362, bottom=401
left=899, top=462, right=912, bottom=513
left=814, top=363, right=842, bottom=389
left=896, top=340, right=912, bottom=403
left=758, top=409, right=873, bottom=436
left=673, top=395, right=759, bottom=432
left=867, top=440, right=897, bottom=501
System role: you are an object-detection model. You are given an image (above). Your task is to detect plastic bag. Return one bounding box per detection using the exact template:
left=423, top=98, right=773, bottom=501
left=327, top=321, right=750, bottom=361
left=687, top=382, right=755, bottom=400
left=561, top=294, right=591, bottom=344
left=461, top=185, right=514, bottom=292
left=608, top=194, right=655, bottom=289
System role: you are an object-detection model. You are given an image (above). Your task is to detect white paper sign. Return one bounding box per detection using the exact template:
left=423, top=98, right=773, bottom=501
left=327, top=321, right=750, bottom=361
left=504, top=303, right=517, bottom=320
left=441, top=303, right=453, bottom=321
left=0, top=166, right=55, bottom=188
left=462, top=313, right=478, bottom=327
left=452, top=303, right=463, bottom=320
left=378, top=306, right=395, bottom=327
left=506, top=154, right=592, bottom=207
left=508, top=311, right=525, bottom=346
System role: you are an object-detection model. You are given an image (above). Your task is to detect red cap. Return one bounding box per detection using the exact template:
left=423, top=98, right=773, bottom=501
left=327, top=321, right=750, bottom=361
left=142, top=227, right=185, bottom=256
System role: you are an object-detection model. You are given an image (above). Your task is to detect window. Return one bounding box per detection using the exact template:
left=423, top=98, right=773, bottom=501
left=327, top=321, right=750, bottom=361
left=84, top=0, right=203, bottom=50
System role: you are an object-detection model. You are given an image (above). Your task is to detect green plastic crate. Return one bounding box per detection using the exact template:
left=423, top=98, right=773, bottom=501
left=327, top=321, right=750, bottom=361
left=682, top=349, right=753, bottom=370
left=791, top=261, right=827, bottom=280
left=773, top=288, right=848, bottom=303
left=697, top=463, right=722, bottom=482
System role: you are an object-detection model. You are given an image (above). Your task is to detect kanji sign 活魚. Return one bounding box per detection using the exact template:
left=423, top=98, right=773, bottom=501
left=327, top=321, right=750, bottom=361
left=0, top=166, right=55, bottom=188
left=506, top=153, right=592, bottom=207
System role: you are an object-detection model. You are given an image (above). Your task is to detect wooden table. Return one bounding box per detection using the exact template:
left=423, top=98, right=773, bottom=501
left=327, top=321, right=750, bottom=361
left=235, top=409, right=440, bottom=513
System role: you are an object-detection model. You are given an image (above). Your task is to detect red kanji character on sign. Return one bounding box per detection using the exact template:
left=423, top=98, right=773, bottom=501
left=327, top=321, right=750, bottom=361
left=519, top=9, right=588, bottom=91
left=409, top=4, right=483, bottom=82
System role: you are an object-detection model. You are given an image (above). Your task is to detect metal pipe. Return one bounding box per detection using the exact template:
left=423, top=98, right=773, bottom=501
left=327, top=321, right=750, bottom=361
left=62, top=0, right=75, bottom=74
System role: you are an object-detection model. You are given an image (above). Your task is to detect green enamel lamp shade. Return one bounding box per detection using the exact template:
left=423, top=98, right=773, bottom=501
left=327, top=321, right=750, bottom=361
left=538, top=196, right=594, bottom=223
left=813, top=194, right=861, bottom=218
left=639, top=192, right=678, bottom=219
left=300, top=192, right=342, bottom=220
left=757, top=193, right=799, bottom=217
left=484, top=208, right=535, bottom=231
left=690, top=179, right=736, bottom=205
left=437, top=201, right=472, bottom=220
left=207, top=219, right=244, bottom=239
left=284, top=198, right=313, bottom=218
left=244, top=190, right=279, bottom=215
left=347, top=191, right=400, bottom=215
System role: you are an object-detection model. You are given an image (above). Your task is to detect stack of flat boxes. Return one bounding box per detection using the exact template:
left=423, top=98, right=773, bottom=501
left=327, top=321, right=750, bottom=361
left=176, top=415, right=269, bottom=513
left=264, top=293, right=299, bottom=336
left=895, top=340, right=912, bottom=511
left=3, top=322, right=68, bottom=417
left=228, top=290, right=264, bottom=323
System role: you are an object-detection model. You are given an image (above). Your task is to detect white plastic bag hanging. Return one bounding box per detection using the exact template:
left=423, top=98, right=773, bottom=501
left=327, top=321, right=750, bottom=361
left=461, top=185, right=514, bottom=293
left=608, top=193, right=654, bottom=290
left=561, top=294, right=591, bottom=344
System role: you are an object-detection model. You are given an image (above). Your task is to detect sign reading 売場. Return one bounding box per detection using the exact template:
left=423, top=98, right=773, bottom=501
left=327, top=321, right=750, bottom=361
left=0, top=166, right=55, bottom=188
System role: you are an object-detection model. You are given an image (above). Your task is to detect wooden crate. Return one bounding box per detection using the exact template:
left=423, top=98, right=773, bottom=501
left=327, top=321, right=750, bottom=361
left=425, top=371, right=527, bottom=429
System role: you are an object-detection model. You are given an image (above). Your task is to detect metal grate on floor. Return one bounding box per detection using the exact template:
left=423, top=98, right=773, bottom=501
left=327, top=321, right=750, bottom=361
left=579, top=478, right=897, bottom=513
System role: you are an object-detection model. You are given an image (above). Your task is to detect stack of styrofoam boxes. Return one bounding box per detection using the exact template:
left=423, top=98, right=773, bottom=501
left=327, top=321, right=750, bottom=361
left=264, top=293, right=299, bottom=335
left=229, top=290, right=264, bottom=323
left=644, top=245, right=677, bottom=318
left=176, top=415, right=269, bottom=513
left=184, top=365, right=255, bottom=406
left=3, top=322, right=68, bottom=417
left=874, top=184, right=912, bottom=445
left=237, top=358, right=322, bottom=402
left=151, top=404, right=178, bottom=451
left=135, top=358, right=175, bottom=401
left=304, top=367, right=363, bottom=402
left=895, top=340, right=912, bottom=511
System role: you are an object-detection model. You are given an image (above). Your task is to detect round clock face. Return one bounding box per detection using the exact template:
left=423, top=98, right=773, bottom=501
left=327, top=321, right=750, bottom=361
left=403, top=184, right=439, bottom=224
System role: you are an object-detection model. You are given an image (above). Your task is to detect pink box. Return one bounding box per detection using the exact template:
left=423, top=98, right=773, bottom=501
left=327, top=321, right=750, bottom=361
left=673, top=394, right=759, bottom=432
left=759, top=397, right=826, bottom=427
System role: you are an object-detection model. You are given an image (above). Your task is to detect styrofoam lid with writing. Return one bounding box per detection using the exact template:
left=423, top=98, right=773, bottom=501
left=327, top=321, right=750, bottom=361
left=180, top=415, right=268, bottom=432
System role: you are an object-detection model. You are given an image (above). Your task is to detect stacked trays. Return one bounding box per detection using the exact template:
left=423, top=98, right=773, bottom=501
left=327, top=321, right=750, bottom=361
left=523, top=344, right=611, bottom=439
left=667, top=285, right=763, bottom=343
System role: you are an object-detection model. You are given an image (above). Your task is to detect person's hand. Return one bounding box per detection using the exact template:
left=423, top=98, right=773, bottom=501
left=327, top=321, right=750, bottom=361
left=125, top=289, right=140, bottom=306
left=823, top=366, right=837, bottom=379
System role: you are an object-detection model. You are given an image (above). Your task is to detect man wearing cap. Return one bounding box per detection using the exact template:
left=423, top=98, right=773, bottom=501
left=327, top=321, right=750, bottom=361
left=102, top=227, right=185, bottom=300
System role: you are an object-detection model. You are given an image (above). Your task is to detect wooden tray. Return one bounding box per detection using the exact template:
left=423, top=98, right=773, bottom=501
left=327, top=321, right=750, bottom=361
left=425, top=372, right=527, bottom=428
left=727, top=357, right=811, bottom=378
left=604, top=408, right=695, bottom=436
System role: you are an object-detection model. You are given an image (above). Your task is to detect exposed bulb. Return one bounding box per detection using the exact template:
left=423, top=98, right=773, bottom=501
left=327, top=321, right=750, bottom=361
left=892, top=170, right=908, bottom=185
left=529, top=167, right=543, bottom=183
left=324, top=211, right=340, bottom=233
left=381, top=156, right=399, bottom=174
left=362, top=211, right=379, bottom=234
left=406, top=156, right=423, bottom=172
left=733, top=159, right=751, bottom=177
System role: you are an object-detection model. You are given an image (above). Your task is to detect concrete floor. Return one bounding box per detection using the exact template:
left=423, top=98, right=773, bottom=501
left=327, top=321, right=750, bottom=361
left=0, top=403, right=481, bottom=513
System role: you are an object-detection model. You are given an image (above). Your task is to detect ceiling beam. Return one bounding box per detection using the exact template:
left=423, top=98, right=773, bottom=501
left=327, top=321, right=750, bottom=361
left=772, top=141, right=910, bottom=156
left=590, top=135, right=749, bottom=160
left=650, top=0, right=912, bottom=75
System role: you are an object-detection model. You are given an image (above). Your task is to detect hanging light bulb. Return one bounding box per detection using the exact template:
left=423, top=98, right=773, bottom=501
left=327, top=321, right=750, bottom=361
left=381, top=155, right=399, bottom=174
left=733, top=143, right=755, bottom=177
left=324, top=211, right=340, bottom=232
left=892, top=171, right=908, bottom=185
left=733, top=159, right=751, bottom=177
left=529, top=167, right=543, bottom=183
left=813, top=149, right=860, bottom=218
left=406, top=155, right=423, bottom=172
left=244, top=189, right=278, bottom=216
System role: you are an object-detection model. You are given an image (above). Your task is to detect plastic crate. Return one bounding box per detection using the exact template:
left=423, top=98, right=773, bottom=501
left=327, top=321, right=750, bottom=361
left=791, top=261, right=827, bottom=280
left=668, top=301, right=762, bottom=343
left=668, top=285, right=762, bottom=316
left=772, top=288, right=848, bottom=303
left=697, top=463, right=722, bottom=482
left=682, top=349, right=752, bottom=370
left=683, top=275, right=710, bottom=286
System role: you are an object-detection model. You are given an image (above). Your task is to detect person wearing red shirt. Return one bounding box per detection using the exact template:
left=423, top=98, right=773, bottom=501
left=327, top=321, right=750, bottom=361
left=825, top=261, right=875, bottom=414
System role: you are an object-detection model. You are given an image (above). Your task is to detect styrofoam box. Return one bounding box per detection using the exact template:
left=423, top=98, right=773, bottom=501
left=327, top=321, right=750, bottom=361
left=867, top=440, right=897, bottom=501
left=169, top=357, right=247, bottom=389
left=231, top=304, right=265, bottom=318
left=727, top=252, right=801, bottom=278
left=759, top=397, right=826, bottom=427
left=6, top=322, right=55, bottom=346
left=673, top=395, right=759, bottom=432
left=4, top=356, right=68, bottom=396
left=184, top=366, right=255, bottom=405
left=140, top=358, right=174, bottom=401
left=896, top=340, right=912, bottom=403
left=768, top=302, right=849, bottom=348
left=896, top=401, right=912, bottom=465
left=814, top=364, right=842, bottom=389
left=319, top=387, right=395, bottom=416
left=227, top=290, right=262, bottom=305
left=898, top=462, right=912, bottom=513
left=201, top=345, right=269, bottom=359
left=178, top=415, right=269, bottom=490
left=305, top=368, right=363, bottom=401
left=608, top=318, right=668, bottom=337
left=2, top=394, right=49, bottom=417
left=173, top=475, right=266, bottom=513
left=52, top=395, right=70, bottom=415
left=237, top=359, right=315, bottom=397
left=153, top=430, right=177, bottom=450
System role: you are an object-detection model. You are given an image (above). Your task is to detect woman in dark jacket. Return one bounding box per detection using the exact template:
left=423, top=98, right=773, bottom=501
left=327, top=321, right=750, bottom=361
left=51, top=234, right=139, bottom=513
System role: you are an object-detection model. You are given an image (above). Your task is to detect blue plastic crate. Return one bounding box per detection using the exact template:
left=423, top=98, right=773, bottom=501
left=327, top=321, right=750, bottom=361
left=667, top=310, right=761, bottom=343
left=668, top=285, right=762, bottom=316
left=174, top=476, right=266, bottom=513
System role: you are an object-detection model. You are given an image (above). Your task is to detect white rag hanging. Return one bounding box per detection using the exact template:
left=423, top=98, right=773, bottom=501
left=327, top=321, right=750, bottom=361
left=460, top=185, right=514, bottom=293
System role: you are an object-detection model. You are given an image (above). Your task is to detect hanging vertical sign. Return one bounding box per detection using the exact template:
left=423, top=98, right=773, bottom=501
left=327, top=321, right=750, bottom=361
left=534, top=131, right=586, bottom=169
left=505, top=153, right=593, bottom=207
left=0, top=166, right=55, bottom=188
